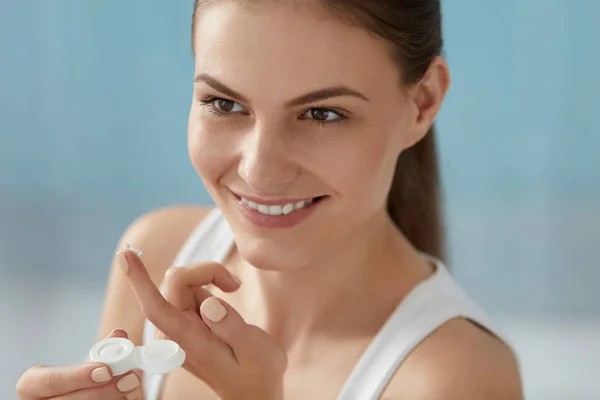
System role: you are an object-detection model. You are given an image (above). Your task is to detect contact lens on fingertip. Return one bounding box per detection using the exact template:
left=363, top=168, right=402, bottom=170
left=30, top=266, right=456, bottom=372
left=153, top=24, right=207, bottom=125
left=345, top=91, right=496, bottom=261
left=88, top=338, right=185, bottom=376
left=126, top=243, right=144, bottom=256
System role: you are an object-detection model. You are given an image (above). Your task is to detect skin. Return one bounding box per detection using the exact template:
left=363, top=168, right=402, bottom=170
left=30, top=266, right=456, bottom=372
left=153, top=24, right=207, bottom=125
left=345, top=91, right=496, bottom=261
left=187, top=1, right=441, bottom=347
left=17, top=1, right=523, bottom=399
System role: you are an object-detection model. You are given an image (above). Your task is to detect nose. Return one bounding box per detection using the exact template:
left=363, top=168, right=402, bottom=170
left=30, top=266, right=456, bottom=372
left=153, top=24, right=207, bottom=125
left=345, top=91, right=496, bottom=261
left=238, top=125, right=298, bottom=194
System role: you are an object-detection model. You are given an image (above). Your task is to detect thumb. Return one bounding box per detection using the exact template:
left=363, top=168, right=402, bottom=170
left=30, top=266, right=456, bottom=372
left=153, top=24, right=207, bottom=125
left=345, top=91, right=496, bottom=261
left=199, top=297, right=267, bottom=363
left=106, top=328, right=129, bottom=340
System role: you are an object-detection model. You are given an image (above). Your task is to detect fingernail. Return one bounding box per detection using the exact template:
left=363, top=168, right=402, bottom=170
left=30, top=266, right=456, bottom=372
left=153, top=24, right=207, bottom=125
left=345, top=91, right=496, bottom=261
left=230, top=272, right=242, bottom=286
left=108, top=328, right=126, bottom=337
left=117, top=373, right=140, bottom=392
left=115, top=251, right=128, bottom=273
left=201, top=297, right=227, bottom=322
left=91, top=366, right=111, bottom=383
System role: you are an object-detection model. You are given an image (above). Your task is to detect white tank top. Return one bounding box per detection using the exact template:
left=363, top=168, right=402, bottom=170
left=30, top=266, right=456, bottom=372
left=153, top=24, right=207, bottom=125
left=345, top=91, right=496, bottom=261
left=142, top=208, right=512, bottom=399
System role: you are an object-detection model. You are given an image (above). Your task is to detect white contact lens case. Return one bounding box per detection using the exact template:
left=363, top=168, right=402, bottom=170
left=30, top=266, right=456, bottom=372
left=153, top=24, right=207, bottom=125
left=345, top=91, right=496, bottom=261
left=89, top=337, right=185, bottom=376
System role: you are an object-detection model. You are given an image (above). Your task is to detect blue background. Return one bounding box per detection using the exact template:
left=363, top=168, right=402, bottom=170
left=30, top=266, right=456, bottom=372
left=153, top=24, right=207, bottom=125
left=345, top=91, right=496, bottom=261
left=1, top=1, right=598, bottom=399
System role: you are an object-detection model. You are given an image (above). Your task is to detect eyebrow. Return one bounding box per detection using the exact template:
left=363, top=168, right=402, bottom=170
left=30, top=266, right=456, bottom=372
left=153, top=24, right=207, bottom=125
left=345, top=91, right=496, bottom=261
left=194, top=73, right=370, bottom=107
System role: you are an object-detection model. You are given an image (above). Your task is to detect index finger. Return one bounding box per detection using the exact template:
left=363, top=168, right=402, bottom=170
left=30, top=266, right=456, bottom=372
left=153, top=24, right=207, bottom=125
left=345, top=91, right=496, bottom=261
left=115, top=249, right=194, bottom=347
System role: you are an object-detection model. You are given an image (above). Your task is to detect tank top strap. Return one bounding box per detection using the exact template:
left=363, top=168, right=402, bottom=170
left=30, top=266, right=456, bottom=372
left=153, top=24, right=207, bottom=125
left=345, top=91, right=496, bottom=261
left=336, top=256, right=513, bottom=400
left=171, top=207, right=235, bottom=266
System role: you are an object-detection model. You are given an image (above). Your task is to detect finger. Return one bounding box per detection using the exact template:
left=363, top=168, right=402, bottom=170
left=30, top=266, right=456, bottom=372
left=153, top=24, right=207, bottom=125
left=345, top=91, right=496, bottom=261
left=106, top=328, right=129, bottom=339
left=163, top=262, right=241, bottom=311
left=16, top=362, right=114, bottom=400
left=116, top=249, right=195, bottom=348
left=200, top=297, right=267, bottom=363
left=154, top=309, right=206, bottom=342
left=52, top=371, right=143, bottom=400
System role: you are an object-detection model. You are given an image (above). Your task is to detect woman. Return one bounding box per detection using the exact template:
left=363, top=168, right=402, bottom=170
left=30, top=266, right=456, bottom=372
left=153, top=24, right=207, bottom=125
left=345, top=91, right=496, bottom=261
left=17, top=0, right=523, bottom=399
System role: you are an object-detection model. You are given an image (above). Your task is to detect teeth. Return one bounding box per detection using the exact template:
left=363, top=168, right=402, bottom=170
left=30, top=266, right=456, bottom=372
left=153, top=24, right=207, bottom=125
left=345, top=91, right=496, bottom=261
left=269, top=205, right=283, bottom=215
left=240, top=196, right=319, bottom=216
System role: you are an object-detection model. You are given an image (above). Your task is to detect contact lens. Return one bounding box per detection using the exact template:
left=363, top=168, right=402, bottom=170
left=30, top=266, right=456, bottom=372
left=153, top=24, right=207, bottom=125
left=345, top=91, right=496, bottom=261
left=126, top=243, right=144, bottom=256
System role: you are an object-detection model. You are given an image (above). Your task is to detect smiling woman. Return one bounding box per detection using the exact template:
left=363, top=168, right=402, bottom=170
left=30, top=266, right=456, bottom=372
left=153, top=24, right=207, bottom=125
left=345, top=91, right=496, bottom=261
left=15, top=1, right=524, bottom=399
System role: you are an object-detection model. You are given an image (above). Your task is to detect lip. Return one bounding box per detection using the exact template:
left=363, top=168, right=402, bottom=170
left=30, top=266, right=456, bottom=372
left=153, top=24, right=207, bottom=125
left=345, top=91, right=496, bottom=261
left=229, top=190, right=320, bottom=206
left=230, top=191, right=327, bottom=229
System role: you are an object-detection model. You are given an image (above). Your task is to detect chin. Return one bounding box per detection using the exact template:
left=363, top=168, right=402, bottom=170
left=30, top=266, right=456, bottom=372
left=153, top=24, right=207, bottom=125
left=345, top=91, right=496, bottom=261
left=235, top=234, right=314, bottom=271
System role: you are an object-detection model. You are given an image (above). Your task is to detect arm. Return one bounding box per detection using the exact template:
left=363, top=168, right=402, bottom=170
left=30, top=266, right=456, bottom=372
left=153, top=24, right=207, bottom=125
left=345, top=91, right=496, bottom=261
left=96, top=205, right=213, bottom=344
left=382, top=318, right=524, bottom=400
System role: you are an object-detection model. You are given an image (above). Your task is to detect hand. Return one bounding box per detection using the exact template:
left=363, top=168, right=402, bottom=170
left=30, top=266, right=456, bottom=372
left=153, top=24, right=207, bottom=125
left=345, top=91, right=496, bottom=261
left=117, top=249, right=287, bottom=400
left=16, top=329, right=143, bottom=400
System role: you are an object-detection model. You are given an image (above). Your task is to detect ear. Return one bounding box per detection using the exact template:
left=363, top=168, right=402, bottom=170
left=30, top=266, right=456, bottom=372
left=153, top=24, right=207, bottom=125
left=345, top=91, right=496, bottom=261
left=403, top=56, right=450, bottom=149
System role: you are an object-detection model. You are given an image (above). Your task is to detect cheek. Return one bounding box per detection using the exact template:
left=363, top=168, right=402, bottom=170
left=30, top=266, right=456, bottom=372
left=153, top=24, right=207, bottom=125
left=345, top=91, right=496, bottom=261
left=188, top=119, right=235, bottom=181
left=327, top=127, right=399, bottom=207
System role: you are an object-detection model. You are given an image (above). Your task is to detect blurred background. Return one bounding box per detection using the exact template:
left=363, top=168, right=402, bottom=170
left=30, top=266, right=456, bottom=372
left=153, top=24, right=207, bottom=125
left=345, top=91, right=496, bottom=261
left=1, top=0, right=598, bottom=399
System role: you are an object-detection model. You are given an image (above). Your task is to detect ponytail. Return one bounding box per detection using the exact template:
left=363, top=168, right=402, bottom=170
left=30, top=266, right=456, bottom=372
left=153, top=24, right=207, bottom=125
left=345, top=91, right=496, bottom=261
left=387, top=125, right=445, bottom=261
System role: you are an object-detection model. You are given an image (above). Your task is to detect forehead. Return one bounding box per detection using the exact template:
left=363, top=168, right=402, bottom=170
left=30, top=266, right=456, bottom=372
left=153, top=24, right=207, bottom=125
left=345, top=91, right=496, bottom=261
left=193, top=2, right=402, bottom=99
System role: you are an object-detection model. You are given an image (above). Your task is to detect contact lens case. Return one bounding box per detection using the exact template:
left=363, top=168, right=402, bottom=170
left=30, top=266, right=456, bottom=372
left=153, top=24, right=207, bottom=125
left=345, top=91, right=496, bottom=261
left=88, top=337, right=186, bottom=376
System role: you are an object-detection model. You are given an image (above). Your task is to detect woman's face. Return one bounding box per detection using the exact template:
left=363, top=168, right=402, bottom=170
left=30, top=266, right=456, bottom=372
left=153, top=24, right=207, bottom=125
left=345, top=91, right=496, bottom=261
left=188, top=2, right=424, bottom=270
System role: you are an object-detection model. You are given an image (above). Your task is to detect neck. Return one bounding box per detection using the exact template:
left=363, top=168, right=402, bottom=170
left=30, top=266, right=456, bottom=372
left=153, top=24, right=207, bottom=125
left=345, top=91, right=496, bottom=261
left=229, top=208, right=430, bottom=350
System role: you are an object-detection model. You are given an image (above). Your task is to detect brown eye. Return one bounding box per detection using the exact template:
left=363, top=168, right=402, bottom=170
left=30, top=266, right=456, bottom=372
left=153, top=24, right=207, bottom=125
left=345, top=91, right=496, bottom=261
left=304, top=108, right=341, bottom=122
left=198, top=96, right=246, bottom=117
left=215, top=99, right=237, bottom=112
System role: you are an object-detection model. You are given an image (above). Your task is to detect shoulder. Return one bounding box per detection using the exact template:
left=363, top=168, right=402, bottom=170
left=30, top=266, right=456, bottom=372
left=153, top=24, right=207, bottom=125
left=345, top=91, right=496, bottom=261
left=381, top=318, right=524, bottom=400
left=97, top=205, right=214, bottom=342
left=119, top=205, right=213, bottom=258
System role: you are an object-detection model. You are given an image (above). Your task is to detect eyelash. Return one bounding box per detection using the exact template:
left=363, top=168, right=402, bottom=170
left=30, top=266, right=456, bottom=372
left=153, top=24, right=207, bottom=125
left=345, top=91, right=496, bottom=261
left=197, top=96, right=348, bottom=127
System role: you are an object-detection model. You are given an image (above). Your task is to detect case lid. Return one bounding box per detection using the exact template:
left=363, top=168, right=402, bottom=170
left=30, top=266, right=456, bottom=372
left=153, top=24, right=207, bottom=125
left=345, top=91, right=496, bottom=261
left=89, top=338, right=185, bottom=376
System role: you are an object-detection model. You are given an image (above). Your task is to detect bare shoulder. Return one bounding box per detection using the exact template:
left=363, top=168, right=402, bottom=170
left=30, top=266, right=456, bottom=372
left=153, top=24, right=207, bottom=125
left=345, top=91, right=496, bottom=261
left=381, top=318, right=524, bottom=400
left=97, top=204, right=214, bottom=343
left=116, top=205, right=213, bottom=272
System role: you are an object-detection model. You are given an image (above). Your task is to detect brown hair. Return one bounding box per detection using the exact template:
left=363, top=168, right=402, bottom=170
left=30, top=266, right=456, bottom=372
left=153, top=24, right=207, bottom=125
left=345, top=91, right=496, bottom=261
left=191, top=0, right=446, bottom=260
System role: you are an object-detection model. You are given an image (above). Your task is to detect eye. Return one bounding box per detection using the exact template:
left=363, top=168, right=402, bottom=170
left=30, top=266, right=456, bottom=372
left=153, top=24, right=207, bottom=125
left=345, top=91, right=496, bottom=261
left=300, top=107, right=346, bottom=126
left=213, top=98, right=244, bottom=113
left=198, top=96, right=246, bottom=116
left=303, top=107, right=344, bottom=123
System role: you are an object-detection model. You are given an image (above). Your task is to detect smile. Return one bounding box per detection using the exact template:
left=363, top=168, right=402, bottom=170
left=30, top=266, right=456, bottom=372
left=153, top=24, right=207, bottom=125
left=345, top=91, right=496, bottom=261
left=231, top=192, right=328, bottom=228
left=239, top=196, right=326, bottom=216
